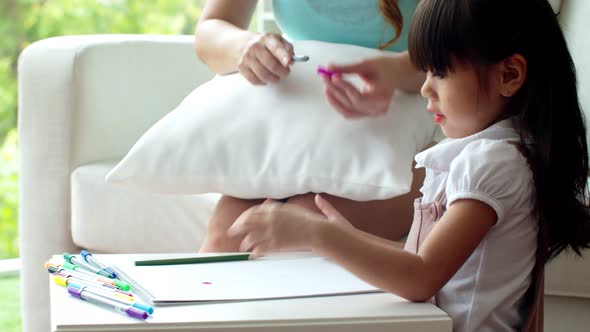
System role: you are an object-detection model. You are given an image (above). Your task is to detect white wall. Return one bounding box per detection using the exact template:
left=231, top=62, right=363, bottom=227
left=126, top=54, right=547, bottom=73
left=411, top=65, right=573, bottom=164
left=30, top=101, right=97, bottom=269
left=560, top=0, right=590, bottom=126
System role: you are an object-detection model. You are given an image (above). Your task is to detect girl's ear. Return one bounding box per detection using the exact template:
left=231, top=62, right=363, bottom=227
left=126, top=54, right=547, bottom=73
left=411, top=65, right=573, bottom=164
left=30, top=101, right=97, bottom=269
left=499, top=54, right=527, bottom=97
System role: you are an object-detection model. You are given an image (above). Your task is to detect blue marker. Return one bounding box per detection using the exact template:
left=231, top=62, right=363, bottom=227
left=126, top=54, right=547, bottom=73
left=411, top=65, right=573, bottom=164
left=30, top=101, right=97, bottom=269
left=63, top=253, right=115, bottom=278
left=81, top=250, right=117, bottom=278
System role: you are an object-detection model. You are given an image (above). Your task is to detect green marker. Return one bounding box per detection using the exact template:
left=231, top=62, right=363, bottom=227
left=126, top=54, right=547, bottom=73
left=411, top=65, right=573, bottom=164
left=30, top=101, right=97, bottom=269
left=57, top=261, right=131, bottom=291
left=63, top=252, right=115, bottom=278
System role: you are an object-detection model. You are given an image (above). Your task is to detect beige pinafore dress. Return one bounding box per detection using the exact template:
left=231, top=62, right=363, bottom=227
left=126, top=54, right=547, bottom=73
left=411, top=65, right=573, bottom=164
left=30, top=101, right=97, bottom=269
left=403, top=189, right=545, bottom=331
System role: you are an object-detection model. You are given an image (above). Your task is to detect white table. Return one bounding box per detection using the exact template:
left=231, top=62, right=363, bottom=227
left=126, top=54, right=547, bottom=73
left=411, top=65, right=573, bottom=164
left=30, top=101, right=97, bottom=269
left=50, top=254, right=452, bottom=332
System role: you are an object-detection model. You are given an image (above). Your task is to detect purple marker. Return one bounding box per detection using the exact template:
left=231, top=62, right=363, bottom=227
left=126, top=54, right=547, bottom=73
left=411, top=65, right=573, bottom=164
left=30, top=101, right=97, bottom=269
left=68, top=287, right=148, bottom=320
left=317, top=66, right=337, bottom=79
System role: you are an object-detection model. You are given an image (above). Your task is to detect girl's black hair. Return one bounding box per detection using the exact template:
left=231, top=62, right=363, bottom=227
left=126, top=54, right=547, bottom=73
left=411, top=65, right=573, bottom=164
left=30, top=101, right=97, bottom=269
left=408, top=0, right=590, bottom=261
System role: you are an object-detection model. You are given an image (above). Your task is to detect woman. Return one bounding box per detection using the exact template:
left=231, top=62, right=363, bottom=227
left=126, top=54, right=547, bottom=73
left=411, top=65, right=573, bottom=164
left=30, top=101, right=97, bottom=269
left=194, top=0, right=430, bottom=252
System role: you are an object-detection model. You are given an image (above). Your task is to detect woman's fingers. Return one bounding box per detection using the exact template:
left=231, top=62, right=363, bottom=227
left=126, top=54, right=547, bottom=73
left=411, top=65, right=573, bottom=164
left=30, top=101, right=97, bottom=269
left=322, top=76, right=373, bottom=118
left=248, top=58, right=281, bottom=84
left=240, top=66, right=265, bottom=85
left=264, top=35, right=294, bottom=67
left=325, top=89, right=365, bottom=119
left=320, top=57, right=396, bottom=117
left=331, top=75, right=362, bottom=105
left=239, top=33, right=293, bottom=84
left=322, top=76, right=364, bottom=118
left=322, top=74, right=392, bottom=117
left=327, top=60, right=370, bottom=75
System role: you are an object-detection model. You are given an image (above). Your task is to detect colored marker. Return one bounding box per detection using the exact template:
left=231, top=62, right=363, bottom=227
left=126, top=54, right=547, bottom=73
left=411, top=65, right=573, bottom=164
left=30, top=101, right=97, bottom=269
left=292, top=54, right=310, bottom=62
left=52, top=274, right=134, bottom=299
left=80, top=250, right=117, bottom=278
left=50, top=270, right=119, bottom=291
left=67, top=284, right=153, bottom=315
left=317, top=66, right=337, bottom=79
left=68, top=287, right=148, bottom=320
left=64, top=253, right=115, bottom=278
left=45, top=263, right=131, bottom=291
left=49, top=262, right=129, bottom=290
left=109, top=265, right=155, bottom=305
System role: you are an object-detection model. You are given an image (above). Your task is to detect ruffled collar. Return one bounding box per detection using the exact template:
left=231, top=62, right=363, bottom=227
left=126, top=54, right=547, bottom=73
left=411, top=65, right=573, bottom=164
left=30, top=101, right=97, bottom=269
left=415, top=119, right=519, bottom=173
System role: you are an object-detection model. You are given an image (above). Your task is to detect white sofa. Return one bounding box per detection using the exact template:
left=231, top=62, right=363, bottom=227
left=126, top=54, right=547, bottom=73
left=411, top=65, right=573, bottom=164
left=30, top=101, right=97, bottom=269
left=18, top=1, right=590, bottom=331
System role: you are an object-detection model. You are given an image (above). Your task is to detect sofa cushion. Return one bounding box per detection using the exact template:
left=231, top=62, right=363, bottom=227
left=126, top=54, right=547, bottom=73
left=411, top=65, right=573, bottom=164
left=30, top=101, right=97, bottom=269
left=72, top=161, right=220, bottom=253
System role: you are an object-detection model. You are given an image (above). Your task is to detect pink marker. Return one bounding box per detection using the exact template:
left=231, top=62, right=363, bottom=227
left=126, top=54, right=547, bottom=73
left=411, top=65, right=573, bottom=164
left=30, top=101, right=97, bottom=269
left=317, top=66, right=337, bottom=79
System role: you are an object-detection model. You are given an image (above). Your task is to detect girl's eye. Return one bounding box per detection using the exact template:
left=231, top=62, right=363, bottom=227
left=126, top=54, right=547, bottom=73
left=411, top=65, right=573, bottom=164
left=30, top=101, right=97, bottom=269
left=432, top=70, right=447, bottom=79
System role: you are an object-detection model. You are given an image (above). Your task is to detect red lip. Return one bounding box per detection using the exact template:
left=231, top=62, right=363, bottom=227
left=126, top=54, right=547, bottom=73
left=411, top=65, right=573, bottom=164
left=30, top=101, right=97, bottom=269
left=427, top=107, right=444, bottom=123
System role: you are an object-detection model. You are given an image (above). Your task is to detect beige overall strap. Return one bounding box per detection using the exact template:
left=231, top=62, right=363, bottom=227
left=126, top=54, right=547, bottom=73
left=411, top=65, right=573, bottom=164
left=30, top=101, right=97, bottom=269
left=521, top=225, right=548, bottom=332
left=404, top=188, right=448, bottom=305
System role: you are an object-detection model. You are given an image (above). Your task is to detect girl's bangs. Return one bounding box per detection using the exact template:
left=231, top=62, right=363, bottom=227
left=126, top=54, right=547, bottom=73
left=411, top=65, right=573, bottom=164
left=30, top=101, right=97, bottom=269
left=408, top=0, right=471, bottom=74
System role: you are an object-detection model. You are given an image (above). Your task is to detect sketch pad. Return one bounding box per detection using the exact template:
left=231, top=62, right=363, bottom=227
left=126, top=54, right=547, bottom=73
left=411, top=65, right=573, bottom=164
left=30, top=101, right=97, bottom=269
left=119, top=254, right=381, bottom=305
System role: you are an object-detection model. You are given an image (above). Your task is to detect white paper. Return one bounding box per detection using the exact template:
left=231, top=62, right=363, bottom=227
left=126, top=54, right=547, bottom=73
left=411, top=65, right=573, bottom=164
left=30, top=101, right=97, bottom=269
left=117, top=254, right=381, bottom=305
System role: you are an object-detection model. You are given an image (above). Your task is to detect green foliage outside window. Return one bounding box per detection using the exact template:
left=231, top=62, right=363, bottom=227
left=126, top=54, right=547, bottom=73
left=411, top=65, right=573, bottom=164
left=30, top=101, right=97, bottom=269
left=0, top=130, right=17, bottom=260
left=0, top=0, right=214, bottom=259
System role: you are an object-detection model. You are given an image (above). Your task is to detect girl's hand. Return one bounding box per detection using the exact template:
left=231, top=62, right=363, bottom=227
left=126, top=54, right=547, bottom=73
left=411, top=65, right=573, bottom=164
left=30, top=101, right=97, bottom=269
left=238, top=32, right=294, bottom=85
left=321, top=56, right=401, bottom=118
left=227, top=194, right=354, bottom=257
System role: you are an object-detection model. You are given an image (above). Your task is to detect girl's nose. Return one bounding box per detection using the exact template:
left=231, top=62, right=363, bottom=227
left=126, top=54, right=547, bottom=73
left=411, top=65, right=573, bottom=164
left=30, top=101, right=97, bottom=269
left=421, top=73, right=435, bottom=99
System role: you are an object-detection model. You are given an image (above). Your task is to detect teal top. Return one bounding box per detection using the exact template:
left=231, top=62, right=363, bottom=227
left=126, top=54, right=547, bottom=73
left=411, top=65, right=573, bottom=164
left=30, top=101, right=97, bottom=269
left=272, top=0, right=417, bottom=52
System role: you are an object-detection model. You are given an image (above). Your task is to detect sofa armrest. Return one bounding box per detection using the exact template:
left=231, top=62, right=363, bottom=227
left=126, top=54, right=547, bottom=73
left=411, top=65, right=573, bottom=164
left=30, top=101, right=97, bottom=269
left=18, top=34, right=213, bottom=332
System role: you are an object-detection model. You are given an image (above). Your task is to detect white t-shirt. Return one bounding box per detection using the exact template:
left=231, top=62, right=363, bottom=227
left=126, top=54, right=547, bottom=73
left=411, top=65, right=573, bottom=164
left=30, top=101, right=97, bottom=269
left=414, top=120, right=538, bottom=332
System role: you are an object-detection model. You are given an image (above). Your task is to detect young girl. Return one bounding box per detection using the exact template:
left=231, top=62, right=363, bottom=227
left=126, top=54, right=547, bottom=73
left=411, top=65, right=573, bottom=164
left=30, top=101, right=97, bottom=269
left=228, top=0, right=590, bottom=331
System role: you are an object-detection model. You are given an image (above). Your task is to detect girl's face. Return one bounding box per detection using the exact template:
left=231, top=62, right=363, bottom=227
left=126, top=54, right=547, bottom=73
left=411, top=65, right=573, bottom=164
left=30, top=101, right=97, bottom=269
left=420, top=61, right=506, bottom=138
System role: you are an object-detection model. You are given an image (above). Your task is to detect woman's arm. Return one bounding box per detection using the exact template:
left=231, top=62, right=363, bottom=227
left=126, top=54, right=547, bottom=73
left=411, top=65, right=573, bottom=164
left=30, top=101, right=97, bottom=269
left=195, top=0, right=294, bottom=84
left=194, top=0, right=258, bottom=74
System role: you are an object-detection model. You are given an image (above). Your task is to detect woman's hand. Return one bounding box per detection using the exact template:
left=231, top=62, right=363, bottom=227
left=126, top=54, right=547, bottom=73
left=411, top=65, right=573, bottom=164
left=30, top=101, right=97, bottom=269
left=321, top=54, right=423, bottom=118
left=238, top=32, right=295, bottom=85
left=227, top=194, right=354, bottom=257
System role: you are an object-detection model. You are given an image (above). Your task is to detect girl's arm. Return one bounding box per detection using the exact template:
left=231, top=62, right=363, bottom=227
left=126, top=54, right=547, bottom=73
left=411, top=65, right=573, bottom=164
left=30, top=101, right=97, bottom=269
left=228, top=195, right=495, bottom=301
left=313, top=199, right=496, bottom=301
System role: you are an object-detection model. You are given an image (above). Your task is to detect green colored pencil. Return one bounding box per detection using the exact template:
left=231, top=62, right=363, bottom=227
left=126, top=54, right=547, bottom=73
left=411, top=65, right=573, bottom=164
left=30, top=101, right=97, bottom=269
left=134, top=254, right=251, bottom=266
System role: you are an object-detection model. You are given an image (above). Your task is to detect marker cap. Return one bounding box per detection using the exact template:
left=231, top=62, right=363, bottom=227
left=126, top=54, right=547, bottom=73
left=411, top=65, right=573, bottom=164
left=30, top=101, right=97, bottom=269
left=126, top=307, right=149, bottom=320
left=62, top=261, right=77, bottom=270
left=132, top=303, right=154, bottom=315
left=80, top=250, right=91, bottom=260
left=68, top=287, right=83, bottom=299
left=317, top=66, right=336, bottom=79
left=63, top=253, right=75, bottom=264
left=53, top=274, right=68, bottom=286
left=113, top=279, right=131, bottom=291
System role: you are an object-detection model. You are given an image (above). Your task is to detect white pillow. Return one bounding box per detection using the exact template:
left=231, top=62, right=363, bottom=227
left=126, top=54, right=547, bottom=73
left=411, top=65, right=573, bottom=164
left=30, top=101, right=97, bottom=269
left=106, top=40, right=436, bottom=201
